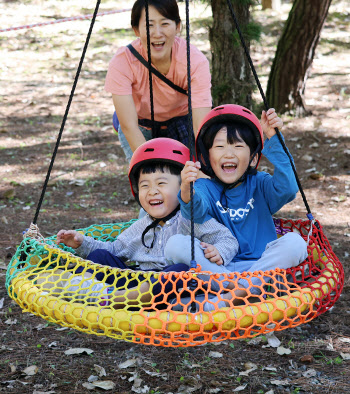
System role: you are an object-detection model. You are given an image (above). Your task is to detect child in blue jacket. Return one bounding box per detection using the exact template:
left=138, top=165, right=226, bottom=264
left=166, top=105, right=308, bottom=309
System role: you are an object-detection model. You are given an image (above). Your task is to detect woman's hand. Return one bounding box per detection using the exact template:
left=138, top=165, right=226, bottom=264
left=261, top=108, right=283, bottom=140
left=180, top=161, right=201, bottom=203
left=201, top=242, right=223, bottom=266
left=56, top=230, right=84, bottom=249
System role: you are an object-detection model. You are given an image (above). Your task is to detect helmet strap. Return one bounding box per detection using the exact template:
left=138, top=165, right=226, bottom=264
left=141, top=205, right=180, bottom=249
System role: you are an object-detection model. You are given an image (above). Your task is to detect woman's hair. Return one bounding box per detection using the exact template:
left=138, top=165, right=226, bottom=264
left=131, top=0, right=181, bottom=28
left=202, top=122, right=260, bottom=156
left=135, top=162, right=182, bottom=188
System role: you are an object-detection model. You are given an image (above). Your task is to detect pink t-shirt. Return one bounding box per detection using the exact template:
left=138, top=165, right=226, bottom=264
left=105, top=37, right=212, bottom=122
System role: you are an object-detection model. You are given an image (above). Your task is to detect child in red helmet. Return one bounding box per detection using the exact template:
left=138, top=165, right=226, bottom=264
left=176, top=105, right=308, bottom=308
left=56, top=138, right=237, bottom=308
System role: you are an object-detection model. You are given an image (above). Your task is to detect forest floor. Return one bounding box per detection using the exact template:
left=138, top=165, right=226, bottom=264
left=0, top=0, right=349, bottom=393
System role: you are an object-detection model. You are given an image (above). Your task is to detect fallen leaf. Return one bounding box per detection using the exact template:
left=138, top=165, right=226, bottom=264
left=5, top=318, right=17, bottom=325
left=118, top=358, right=137, bottom=369
left=64, top=348, right=94, bottom=355
left=9, top=363, right=16, bottom=373
left=0, top=298, right=4, bottom=309
left=340, top=352, right=350, bottom=360
left=264, top=366, right=277, bottom=371
left=305, top=167, right=317, bottom=173
left=302, top=154, right=313, bottom=162
left=92, top=380, right=115, bottom=390
left=233, top=384, right=247, bottom=391
left=94, top=364, right=106, bottom=377
left=23, top=365, right=39, bottom=376
left=266, top=332, right=281, bottom=348
left=35, top=323, right=47, bottom=330
left=142, top=369, right=168, bottom=380
left=331, top=195, right=347, bottom=202
left=302, top=368, right=317, bottom=378
left=239, top=362, right=257, bottom=376
left=82, top=382, right=95, bottom=390
left=247, top=337, right=263, bottom=345
left=69, top=179, right=85, bottom=186
left=309, top=172, right=324, bottom=180
left=300, top=354, right=314, bottom=363
left=271, top=379, right=289, bottom=386
left=208, top=351, right=223, bottom=358
left=277, top=346, right=291, bottom=355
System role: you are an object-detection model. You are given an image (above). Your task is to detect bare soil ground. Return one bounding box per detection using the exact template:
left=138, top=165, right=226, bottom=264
left=0, top=1, right=349, bottom=393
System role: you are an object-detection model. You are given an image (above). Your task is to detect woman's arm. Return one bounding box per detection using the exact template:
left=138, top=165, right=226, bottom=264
left=113, top=94, right=146, bottom=152
left=192, top=107, right=211, bottom=135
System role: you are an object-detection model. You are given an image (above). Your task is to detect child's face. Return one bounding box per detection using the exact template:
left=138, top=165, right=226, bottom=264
left=209, top=127, right=258, bottom=184
left=138, top=170, right=180, bottom=219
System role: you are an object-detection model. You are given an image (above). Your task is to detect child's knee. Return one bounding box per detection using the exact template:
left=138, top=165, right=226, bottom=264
left=164, top=234, right=191, bottom=265
left=282, top=232, right=308, bottom=263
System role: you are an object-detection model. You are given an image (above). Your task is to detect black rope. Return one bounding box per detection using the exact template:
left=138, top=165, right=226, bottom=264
left=32, top=0, right=101, bottom=225
left=145, top=0, right=155, bottom=136
left=225, top=0, right=313, bottom=220
left=185, top=0, right=195, bottom=264
left=185, top=0, right=198, bottom=311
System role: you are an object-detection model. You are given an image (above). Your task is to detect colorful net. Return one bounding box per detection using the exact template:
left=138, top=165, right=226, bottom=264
left=6, top=218, right=344, bottom=347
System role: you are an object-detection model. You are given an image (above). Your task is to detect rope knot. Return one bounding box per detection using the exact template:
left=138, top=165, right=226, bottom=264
left=23, top=223, right=45, bottom=242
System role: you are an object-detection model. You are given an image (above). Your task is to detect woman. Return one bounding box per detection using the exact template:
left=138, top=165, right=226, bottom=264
left=105, top=0, right=212, bottom=161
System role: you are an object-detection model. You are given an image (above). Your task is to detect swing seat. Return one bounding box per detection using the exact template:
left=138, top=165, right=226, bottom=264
left=5, top=217, right=344, bottom=347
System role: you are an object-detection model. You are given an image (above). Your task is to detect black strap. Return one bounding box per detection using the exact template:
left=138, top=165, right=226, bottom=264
left=141, top=206, right=180, bottom=249
left=127, top=44, right=188, bottom=96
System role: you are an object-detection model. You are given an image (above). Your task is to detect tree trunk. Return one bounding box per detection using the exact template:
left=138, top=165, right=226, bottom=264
left=210, top=0, right=253, bottom=107
left=262, top=0, right=281, bottom=10
left=266, top=0, right=332, bottom=116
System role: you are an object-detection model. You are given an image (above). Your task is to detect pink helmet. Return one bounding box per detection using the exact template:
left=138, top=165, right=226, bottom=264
left=128, top=138, right=190, bottom=197
left=196, top=104, right=264, bottom=176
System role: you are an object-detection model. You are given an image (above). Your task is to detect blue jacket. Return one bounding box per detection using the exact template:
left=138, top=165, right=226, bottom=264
left=179, top=134, right=298, bottom=270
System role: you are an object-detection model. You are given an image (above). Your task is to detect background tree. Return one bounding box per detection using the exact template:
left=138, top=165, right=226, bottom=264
left=266, top=0, right=332, bottom=115
left=261, top=0, right=281, bottom=10
left=209, top=0, right=260, bottom=107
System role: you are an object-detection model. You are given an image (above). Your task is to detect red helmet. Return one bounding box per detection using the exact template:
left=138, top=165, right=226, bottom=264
left=128, top=138, right=190, bottom=197
left=196, top=104, right=264, bottom=176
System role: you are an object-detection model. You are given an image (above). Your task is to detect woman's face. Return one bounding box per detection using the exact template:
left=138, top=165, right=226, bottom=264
left=133, top=5, right=180, bottom=67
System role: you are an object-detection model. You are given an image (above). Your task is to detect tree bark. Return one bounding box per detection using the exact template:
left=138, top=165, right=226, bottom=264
left=210, top=0, right=253, bottom=107
left=262, top=0, right=281, bottom=10
left=266, top=0, right=332, bottom=116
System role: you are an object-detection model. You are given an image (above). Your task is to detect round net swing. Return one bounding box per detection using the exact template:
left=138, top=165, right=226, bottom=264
left=6, top=218, right=344, bottom=347
left=5, top=0, right=344, bottom=348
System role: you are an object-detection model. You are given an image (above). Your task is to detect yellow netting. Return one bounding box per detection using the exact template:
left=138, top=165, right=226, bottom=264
left=6, top=218, right=344, bottom=347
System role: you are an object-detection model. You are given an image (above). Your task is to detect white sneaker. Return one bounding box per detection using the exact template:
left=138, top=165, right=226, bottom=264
left=170, top=294, right=226, bottom=313
left=203, top=296, right=227, bottom=312
left=63, top=274, right=109, bottom=304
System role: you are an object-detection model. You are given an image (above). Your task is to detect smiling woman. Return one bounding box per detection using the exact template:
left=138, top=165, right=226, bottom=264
left=104, top=0, right=212, bottom=161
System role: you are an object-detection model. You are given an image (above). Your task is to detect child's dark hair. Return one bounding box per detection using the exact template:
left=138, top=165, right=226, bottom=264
left=202, top=121, right=260, bottom=156
left=131, top=0, right=181, bottom=28
left=135, top=162, right=181, bottom=189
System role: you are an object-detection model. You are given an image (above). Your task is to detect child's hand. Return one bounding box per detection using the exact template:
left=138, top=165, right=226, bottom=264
left=180, top=161, right=201, bottom=204
left=261, top=108, right=283, bottom=139
left=200, top=242, right=223, bottom=266
left=56, top=230, right=83, bottom=249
